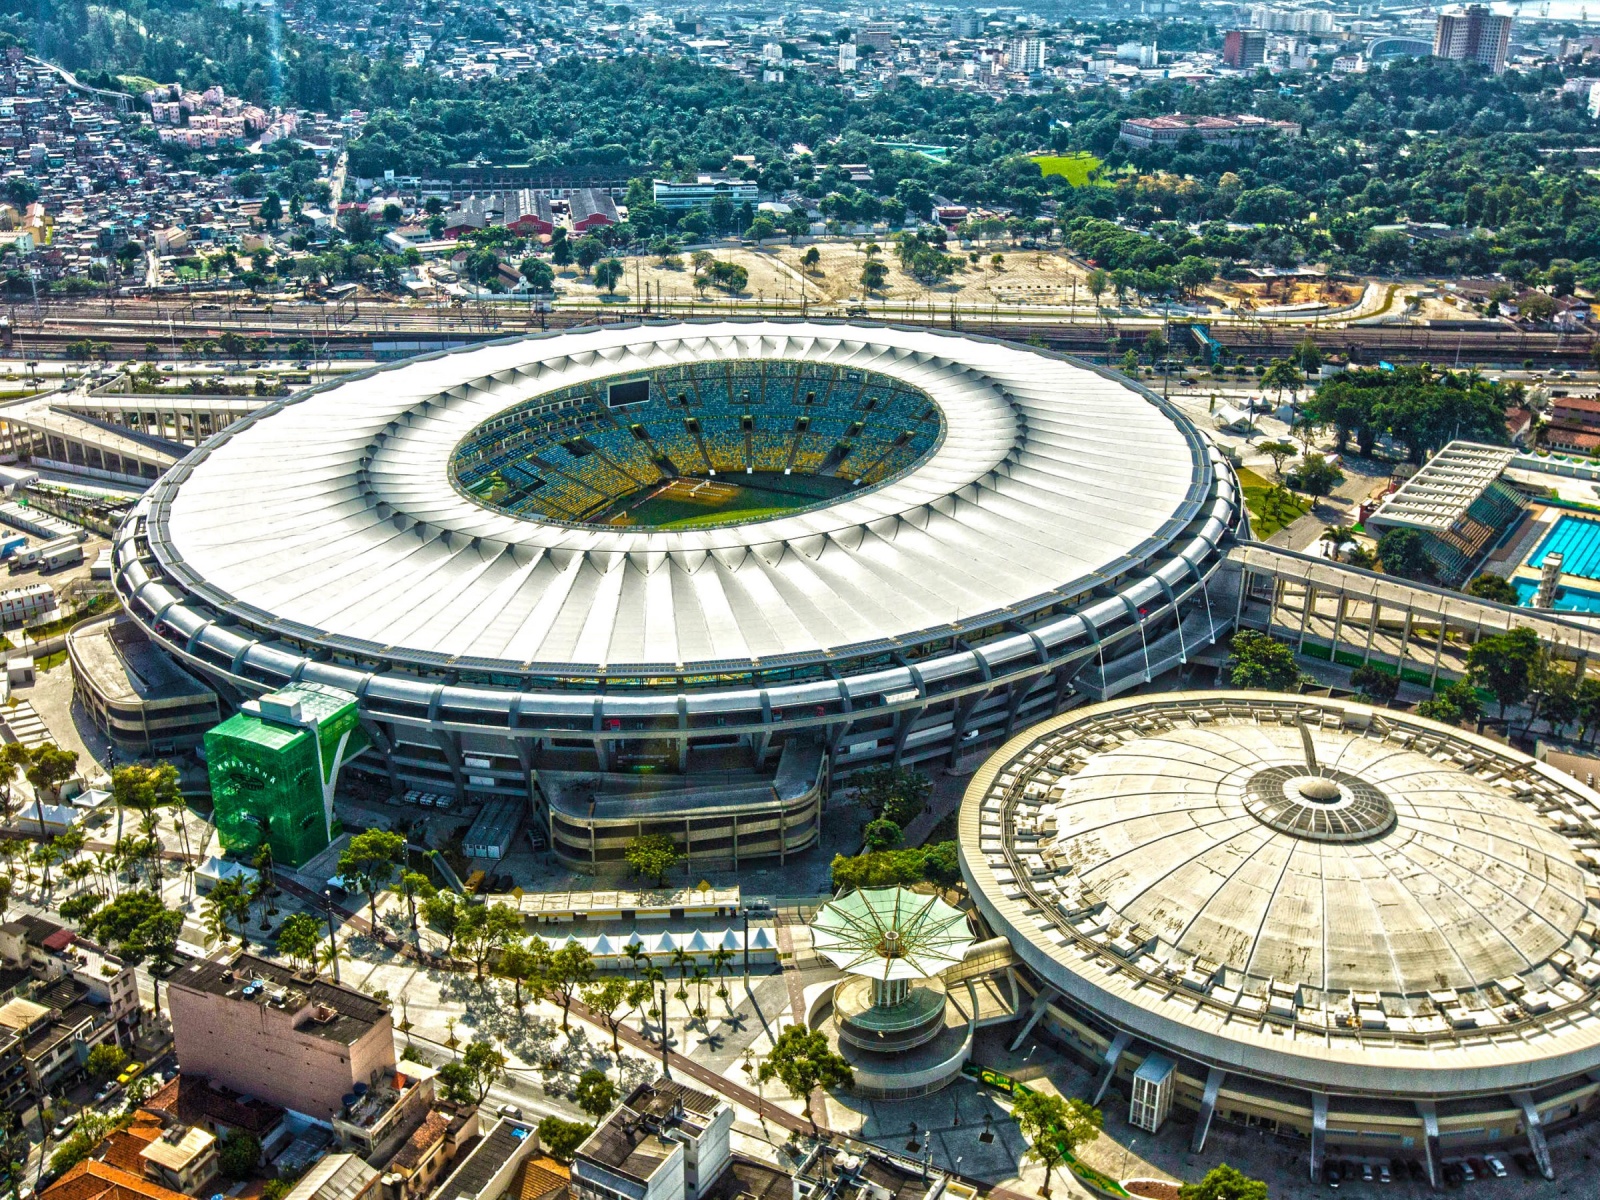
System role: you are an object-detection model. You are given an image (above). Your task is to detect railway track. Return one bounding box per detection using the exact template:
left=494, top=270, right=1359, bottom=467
left=5, top=299, right=1595, bottom=366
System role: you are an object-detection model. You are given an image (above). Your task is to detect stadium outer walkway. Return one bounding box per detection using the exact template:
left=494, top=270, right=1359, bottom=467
left=1227, top=542, right=1600, bottom=685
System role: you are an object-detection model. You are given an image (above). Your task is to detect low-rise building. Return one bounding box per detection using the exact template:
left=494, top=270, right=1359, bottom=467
left=144, top=1073, right=290, bottom=1154
left=650, top=177, right=758, bottom=211
left=571, top=1079, right=733, bottom=1200
left=165, top=953, right=404, bottom=1123
left=1118, top=113, right=1302, bottom=150
left=284, top=1153, right=382, bottom=1200
left=429, top=1117, right=545, bottom=1200
left=67, top=614, right=220, bottom=754
left=380, top=1104, right=479, bottom=1200
left=570, top=188, right=619, bottom=232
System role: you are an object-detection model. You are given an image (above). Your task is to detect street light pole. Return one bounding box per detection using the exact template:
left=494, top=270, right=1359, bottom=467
left=321, top=889, right=341, bottom=983
left=658, top=981, right=671, bottom=1078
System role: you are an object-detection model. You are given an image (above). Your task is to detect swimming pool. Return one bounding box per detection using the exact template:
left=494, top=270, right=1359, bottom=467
left=1514, top=576, right=1600, bottom=613
left=1528, top=514, right=1600, bottom=580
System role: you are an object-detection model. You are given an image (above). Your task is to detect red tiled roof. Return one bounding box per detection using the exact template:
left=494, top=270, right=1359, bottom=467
left=41, top=1161, right=188, bottom=1200
left=145, top=1075, right=285, bottom=1136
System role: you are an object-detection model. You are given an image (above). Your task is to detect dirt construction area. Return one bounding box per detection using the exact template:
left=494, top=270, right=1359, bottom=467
left=554, top=241, right=1098, bottom=310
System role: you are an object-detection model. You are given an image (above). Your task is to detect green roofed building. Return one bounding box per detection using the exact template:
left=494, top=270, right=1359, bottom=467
left=206, top=682, right=369, bottom=867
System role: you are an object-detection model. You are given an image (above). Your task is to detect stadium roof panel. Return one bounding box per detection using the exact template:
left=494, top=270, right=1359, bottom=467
left=960, top=692, right=1600, bottom=1097
left=145, top=322, right=1204, bottom=677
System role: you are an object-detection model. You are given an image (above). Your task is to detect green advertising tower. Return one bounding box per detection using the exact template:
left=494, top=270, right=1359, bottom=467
left=205, top=682, right=369, bottom=868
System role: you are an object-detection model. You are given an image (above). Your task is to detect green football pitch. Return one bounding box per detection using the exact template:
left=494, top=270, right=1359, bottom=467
left=600, top=472, right=854, bottom=529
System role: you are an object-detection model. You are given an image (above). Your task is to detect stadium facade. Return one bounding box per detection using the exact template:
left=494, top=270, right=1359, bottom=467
left=961, top=692, right=1600, bottom=1183
left=113, top=320, right=1242, bottom=871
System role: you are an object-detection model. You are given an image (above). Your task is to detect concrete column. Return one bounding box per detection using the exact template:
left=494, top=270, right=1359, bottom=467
left=1362, top=598, right=1381, bottom=664
left=1191, top=1067, right=1226, bottom=1153
left=1310, top=1092, right=1328, bottom=1183
left=1297, top=583, right=1315, bottom=653
left=1090, top=1030, right=1133, bottom=1106
left=1416, top=1100, right=1441, bottom=1189
left=1512, top=1091, right=1555, bottom=1180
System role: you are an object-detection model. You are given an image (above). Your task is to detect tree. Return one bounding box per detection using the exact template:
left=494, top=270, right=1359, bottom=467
left=854, top=766, right=932, bottom=827
left=1013, top=1092, right=1102, bottom=1199
left=1256, top=440, right=1297, bottom=481
left=1179, top=1165, right=1269, bottom=1200
left=496, top=938, right=549, bottom=1009
left=422, top=891, right=469, bottom=955
left=204, top=875, right=253, bottom=947
left=580, top=976, right=631, bottom=1053
left=536, top=1116, right=594, bottom=1162
left=218, top=1133, right=261, bottom=1181
left=84, top=891, right=182, bottom=1013
left=337, top=828, right=405, bottom=929
left=861, top=258, right=888, bottom=292
left=520, top=257, right=555, bottom=292
left=1417, top=678, right=1484, bottom=727
left=1376, top=528, right=1434, bottom=582
left=862, top=818, right=903, bottom=851
left=575, top=236, right=604, bottom=275
left=85, top=1043, right=125, bottom=1080
left=802, top=247, right=821, bottom=272
left=276, top=911, right=325, bottom=971
left=1084, top=268, right=1108, bottom=308
left=549, top=942, right=595, bottom=1031
left=1467, top=626, right=1542, bottom=719
left=458, top=902, right=524, bottom=981
left=625, top=834, right=680, bottom=887
left=457, top=1039, right=507, bottom=1102
left=1578, top=677, right=1600, bottom=744
left=258, top=193, right=283, bottom=229
left=1260, top=360, right=1305, bottom=409
left=26, top=745, right=78, bottom=885
left=1286, top=453, right=1344, bottom=499
left=398, top=871, right=435, bottom=938
left=111, top=762, right=181, bottom=887
left=1227, top=630, right=1301, bottom=691
left=758, top=1025, right=853, bottom=1133
left=1468, top=573, right=1519, bottom=605
left=594, top=257, right=624, bottom=294
left=1349, top=665, right=1400, bottom=707
left=551, top=238, right=573, bottom=268
left=574, top=1069, right=618, bottom=1121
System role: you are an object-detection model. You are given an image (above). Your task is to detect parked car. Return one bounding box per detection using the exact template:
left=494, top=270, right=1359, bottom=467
left=1360, top=1163, right=1373, bottom=1183
left=497, top=1104, right=522, bottom=1119
left=115, top=1061, right=144, bottom=1087
left=1378, top=1163, right=1391, bottom=1184
left=1459, top=1160, right=1476, bottom=1183
left=49, top=1114, right=76, bottom=1140
left=1513, top=1152, right=1538, bottom=1177
left=1483, top=1155, right=1507, bottom=1179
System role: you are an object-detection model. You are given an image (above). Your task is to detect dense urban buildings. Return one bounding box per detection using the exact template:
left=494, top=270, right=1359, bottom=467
left=1434, top=4, right=1514, bottom=74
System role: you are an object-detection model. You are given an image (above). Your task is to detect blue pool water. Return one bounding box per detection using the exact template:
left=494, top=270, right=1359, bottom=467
left=1514, top=576, right=1600, bottom=614
left=1528, top=514, right=1600, bottom=580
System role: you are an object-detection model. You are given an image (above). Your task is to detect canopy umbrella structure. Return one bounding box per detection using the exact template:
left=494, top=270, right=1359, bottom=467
left=812, top=887, right=974, bottom=1005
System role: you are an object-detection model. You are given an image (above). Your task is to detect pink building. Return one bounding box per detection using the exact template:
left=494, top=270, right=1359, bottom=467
left=166, top=953, right=397, bottom=1122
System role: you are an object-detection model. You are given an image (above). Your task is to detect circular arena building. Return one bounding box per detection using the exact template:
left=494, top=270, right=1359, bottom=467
left=960, top=691, right=1600, bottom=1183
left=112, top=320, right=1240, bottom=872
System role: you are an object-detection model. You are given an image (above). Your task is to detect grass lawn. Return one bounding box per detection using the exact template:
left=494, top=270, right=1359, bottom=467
left=1031, top=152, right=1104, bottom=187
left=1236, top=465, right=1311, bottom=538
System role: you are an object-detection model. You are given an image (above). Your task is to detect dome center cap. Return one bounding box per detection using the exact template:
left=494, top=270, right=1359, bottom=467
left=1295, top=777, right=1343, bottom=804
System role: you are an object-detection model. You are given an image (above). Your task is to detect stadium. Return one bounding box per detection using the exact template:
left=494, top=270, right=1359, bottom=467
left=960, top=692, right=1600, bottom=1183
left=112, top=320, right=1242, bottom=871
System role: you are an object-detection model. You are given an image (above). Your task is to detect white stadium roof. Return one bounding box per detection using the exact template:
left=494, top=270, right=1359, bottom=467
left=147, top=321, right=1204, bottom=675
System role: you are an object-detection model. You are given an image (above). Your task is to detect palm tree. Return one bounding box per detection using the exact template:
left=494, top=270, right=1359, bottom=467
left=710, top=947, right=734, bottom=1012
left=1323, top=525, right=1355, bottom=562
left=670, top=946, right=692, bottom=1011
left=624, top=940, right=648, bottom=978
